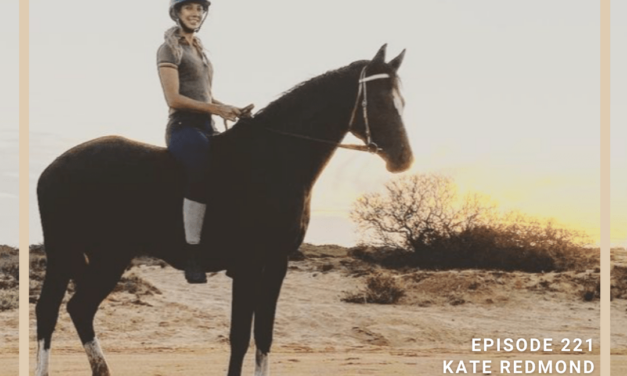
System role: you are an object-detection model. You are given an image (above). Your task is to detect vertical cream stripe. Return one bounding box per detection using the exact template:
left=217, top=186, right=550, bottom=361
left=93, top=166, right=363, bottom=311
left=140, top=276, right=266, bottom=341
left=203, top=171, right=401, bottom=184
left=19, top=0, right=30, bottom=375
left=600, top=0, right=610, bottom=375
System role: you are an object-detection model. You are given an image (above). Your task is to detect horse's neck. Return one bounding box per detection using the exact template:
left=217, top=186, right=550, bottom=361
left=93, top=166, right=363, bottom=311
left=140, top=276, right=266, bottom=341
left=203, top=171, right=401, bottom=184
left=216, top=67, right=362, bottom=193
left=267, top=74, right=359, bottom=189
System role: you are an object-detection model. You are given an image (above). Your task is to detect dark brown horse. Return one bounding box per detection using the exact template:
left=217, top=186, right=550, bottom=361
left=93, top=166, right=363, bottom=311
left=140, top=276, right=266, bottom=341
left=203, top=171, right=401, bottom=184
left=35, top=44, right=412, bottom=376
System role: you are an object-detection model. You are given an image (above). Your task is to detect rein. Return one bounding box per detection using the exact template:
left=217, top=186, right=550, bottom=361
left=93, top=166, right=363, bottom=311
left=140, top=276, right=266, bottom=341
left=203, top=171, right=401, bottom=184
left=259, top=66, right=391, bottom=154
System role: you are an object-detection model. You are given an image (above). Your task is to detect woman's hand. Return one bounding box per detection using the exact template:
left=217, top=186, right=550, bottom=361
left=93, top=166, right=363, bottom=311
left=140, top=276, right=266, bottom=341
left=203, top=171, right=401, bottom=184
left=213, top=105, right=242, bottom=122
left=238, top=104, right=255, bottom=118
left=214, top=103, right=255, bottom=121
left=214, top=103, right=255, bottom=130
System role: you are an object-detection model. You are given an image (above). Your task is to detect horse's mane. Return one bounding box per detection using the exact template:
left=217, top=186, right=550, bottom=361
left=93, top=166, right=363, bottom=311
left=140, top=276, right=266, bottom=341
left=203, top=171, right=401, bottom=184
left=232, top=60, right=369, bottom=131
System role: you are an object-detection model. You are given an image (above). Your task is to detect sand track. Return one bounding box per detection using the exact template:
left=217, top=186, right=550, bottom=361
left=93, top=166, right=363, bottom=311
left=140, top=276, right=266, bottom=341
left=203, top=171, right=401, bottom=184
left=19, top=252, right=605, bottom=375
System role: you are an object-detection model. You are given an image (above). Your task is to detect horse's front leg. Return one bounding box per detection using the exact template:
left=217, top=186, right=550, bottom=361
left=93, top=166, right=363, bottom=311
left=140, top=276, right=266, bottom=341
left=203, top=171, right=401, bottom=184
left=227, top=270, right=261, bottom=376
left=253, top=255, right=288, bottom=376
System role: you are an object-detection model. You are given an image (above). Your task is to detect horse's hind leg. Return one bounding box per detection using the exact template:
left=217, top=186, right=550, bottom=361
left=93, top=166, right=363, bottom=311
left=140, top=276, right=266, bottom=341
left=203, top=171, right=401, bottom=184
left=35, top=256, right=74, bottom=376
left=36, top=241, right=87, bottom=376
left=253, top=256, right=288, bottom=376
left=67, top=252, right=129, bottom=376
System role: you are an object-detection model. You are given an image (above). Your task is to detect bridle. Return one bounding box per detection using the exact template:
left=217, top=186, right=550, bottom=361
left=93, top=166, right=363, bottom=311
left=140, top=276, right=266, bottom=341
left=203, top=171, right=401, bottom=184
left=259, top=66, right=391, bottom=154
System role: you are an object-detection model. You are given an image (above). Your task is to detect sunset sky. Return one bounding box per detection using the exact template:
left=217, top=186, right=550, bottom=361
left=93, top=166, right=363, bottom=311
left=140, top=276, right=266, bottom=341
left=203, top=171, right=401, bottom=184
left=15, top=0, right=614, bottom=247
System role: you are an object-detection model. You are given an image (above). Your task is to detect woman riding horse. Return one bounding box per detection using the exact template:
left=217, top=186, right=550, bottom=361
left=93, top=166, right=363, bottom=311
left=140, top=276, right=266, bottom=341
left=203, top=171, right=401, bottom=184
left=35, top=43, right=411, bottom=376
left=158, top=0, right=254, bottom=283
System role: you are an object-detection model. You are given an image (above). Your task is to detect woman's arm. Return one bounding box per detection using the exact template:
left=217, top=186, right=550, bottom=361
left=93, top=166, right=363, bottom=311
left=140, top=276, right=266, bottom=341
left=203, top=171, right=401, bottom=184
left=158, top=66, right=241, bottom=121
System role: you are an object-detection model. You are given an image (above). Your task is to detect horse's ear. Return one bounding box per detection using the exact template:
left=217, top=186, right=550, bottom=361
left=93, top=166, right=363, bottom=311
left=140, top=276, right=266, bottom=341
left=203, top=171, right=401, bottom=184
left=371, top=43, right=387, bottom=64
left=388, top=49, right=406, bottom=72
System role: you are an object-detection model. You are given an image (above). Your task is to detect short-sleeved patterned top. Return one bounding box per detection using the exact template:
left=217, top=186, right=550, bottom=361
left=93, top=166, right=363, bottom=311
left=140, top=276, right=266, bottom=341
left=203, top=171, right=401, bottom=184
left=157, top=36, right=214, bottom=112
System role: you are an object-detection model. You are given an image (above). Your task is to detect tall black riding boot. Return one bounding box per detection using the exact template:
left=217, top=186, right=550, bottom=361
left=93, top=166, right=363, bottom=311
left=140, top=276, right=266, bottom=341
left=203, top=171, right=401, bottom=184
left=185, top=244, right=207, bottom=284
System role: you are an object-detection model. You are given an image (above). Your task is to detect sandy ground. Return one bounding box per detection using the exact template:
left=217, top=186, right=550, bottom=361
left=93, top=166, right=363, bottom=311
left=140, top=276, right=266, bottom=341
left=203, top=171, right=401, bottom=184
left=0, top=308, right=17, bottom=376
left=611, top=247, right=627, bottom=352
left=0, top=244, right=606, bottom=375
left=612, top=297, right=627, bottom=354
left=611, top=248, right=627, bottom=374
left=17, top=246, right=604, bottom=376
left=16, top=352, right=601, bottom=376
left=0, top=244, right=18, bottom=376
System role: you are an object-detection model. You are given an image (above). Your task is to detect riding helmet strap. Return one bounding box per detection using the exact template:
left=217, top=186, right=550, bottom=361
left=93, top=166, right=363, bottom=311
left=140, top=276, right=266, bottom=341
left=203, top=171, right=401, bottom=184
left=176, top=10, right=208, bottom=33
left=195, top=10, right=209, bottom=32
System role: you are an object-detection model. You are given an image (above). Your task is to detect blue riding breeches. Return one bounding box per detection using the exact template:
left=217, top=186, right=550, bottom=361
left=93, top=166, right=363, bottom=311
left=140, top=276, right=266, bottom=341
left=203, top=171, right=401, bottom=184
left=165, top=112, right=217, bottom=203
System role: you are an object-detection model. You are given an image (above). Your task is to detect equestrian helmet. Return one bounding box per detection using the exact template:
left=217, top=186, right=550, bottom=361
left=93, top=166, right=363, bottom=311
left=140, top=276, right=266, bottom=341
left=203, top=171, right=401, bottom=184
left=169, top=0, right=211, bottom=22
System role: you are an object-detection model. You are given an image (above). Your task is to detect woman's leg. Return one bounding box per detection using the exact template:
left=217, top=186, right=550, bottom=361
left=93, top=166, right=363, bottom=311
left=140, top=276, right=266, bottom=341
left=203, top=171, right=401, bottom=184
left=182, top=198, right=207, bottom=283
left=167, top=123, right=212, bottom=283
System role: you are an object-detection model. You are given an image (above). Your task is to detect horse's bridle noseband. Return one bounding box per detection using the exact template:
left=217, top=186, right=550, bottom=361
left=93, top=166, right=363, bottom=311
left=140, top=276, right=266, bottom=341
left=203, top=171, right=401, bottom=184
left=260, top=66, right=391, bottom=154
left=347, top=67, right=391, bottom=153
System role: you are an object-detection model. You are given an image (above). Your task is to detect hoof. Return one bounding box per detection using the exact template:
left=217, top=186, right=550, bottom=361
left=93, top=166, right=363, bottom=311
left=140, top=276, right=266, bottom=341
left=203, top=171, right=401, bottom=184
left=185, top=270, right=207, bottom=284
left=185, top=245, right=208, bottom=284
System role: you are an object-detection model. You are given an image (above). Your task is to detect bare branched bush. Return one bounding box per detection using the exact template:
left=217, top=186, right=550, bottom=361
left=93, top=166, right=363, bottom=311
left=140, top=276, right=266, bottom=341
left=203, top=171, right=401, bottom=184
left=351, top=173, right=595, bottom=272
left=351, top=174, right=496, bottom=250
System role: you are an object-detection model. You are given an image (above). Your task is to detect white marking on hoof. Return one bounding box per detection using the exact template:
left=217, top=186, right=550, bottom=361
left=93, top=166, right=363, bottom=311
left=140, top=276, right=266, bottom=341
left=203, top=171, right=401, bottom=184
left=254, top=348, right=269, bottom=376
left=35, top=339, right=50, bottom=376
left=84, top=338, right=112, bottom=376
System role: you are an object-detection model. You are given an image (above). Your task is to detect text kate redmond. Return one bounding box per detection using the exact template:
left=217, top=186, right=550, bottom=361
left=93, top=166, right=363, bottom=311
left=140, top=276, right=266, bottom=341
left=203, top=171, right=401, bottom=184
left=443, top=360, right=594, bottom=374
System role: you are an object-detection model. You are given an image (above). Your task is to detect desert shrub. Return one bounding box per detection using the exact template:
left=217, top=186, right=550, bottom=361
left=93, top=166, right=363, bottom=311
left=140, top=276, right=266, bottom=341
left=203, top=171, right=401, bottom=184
left=0, top=289, right=18, bottom=311
left=582, top=282, right=600, bottom=302
left=0, top=246, right=19, bottom=281
left=319, top=263, right=335, bottom=272
left=288, top=250, right=306, bottom=261
left=0, top=246, right=19, bottom=310
left=348, top=246, right=419, bottom=270
left=29, top=243, right=46, bottom=254
left=342, top=272, right=405, bottom=304
left=0, top=277, right=16, bottom=290
left=612, top=265, right=627, bottom=300
left=114, top=274, right=162, bottom=296
left=350, top=173, right=595, bottom=272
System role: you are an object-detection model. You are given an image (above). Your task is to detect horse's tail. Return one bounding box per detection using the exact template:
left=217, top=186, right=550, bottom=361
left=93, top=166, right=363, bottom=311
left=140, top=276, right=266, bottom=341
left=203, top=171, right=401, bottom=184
left=37, top=183, right=90, bottom=286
